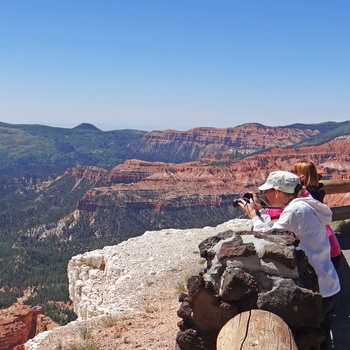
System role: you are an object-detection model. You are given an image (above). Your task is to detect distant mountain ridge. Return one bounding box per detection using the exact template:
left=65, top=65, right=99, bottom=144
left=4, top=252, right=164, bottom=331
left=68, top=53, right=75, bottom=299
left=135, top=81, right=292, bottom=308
left=1, top=120, right=350, bottom=178
left=0, top=121, right=147, bottom=178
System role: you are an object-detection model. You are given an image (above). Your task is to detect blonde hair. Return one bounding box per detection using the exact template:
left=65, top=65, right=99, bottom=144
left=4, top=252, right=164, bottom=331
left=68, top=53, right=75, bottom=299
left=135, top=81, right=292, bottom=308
left=293, top=160, right=319, bottom=187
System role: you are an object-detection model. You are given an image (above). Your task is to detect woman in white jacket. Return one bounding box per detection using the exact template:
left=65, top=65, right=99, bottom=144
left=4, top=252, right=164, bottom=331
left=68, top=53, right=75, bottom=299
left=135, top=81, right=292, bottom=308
left=238, top=171, right=340, bottom=350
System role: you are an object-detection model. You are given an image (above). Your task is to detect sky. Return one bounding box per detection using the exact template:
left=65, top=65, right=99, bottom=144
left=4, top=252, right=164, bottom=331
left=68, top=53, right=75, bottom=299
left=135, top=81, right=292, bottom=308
left=1, top=1, right=349, bottom=131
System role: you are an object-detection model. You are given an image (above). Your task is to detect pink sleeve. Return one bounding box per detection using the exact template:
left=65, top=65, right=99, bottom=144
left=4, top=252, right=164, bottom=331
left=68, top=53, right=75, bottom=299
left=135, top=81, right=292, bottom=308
left=325, top=225, right=341, bottom=257
left=264, top=208, right=283, bottom=220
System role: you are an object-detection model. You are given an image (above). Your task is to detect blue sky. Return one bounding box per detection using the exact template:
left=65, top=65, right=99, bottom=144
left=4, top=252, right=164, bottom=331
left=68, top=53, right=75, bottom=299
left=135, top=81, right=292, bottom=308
left=1, top=1, right=349, bottom=131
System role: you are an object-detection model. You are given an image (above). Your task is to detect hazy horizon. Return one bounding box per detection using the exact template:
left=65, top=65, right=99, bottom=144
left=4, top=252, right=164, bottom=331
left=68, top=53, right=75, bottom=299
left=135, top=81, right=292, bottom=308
left=2, top=118, right=349, bottom=133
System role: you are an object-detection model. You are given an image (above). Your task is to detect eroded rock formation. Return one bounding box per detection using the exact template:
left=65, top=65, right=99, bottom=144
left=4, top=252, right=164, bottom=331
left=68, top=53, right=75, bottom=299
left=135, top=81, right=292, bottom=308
left=66, top=165, right=108, bottom=180
left=23, top=127, right=350, bottom=241
left=0, top=304, right=44, bottom=350
left=176, top=229, right=325, bottom=350
left=84, top=135, right=350, bottom=211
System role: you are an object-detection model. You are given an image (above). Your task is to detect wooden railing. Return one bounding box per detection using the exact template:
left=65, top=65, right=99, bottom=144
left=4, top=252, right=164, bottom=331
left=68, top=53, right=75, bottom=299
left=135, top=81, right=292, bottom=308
left=322, top=179, right=350, bottom=221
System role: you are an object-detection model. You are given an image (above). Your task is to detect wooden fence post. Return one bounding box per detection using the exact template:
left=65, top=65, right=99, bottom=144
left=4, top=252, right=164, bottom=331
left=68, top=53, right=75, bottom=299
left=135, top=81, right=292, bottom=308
left=217, top=309, right=298, bottom=350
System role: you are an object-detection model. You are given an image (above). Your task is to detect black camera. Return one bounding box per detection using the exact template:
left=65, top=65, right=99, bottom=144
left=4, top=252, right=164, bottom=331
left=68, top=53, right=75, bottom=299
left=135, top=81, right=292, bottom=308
left=232, top=192, right=253, bottom=207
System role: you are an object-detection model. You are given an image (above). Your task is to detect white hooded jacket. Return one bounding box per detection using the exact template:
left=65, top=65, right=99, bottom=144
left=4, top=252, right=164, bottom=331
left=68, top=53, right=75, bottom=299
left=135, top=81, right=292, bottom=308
left=252, top=196, right=340, bottom=298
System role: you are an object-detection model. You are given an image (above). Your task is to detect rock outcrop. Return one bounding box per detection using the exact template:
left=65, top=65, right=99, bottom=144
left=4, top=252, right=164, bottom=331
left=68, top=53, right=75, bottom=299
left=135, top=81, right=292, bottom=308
left=67, top=219, right=252, bottom=320
left=176, top=229, right=324, bottom=350
left=66, top=165, right=108, bottom=181
left=0, top=304, right=44, bottom=350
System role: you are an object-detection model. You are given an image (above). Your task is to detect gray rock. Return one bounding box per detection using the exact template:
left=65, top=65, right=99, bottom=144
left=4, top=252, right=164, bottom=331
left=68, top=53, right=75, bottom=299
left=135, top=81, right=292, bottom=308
left=176, top=229, right=323, bottom=350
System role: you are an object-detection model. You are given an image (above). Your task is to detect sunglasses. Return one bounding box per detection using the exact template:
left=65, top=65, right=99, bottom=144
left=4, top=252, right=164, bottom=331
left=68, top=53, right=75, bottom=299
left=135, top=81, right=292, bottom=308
left=256, top=192, right=272, bottom=207
left=260, top=188, right=275, bottom=194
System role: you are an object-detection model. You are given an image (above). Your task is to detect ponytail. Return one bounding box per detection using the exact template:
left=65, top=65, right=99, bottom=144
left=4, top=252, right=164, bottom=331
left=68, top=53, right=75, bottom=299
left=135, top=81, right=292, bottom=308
left=294, top=184, right=305, bottom=196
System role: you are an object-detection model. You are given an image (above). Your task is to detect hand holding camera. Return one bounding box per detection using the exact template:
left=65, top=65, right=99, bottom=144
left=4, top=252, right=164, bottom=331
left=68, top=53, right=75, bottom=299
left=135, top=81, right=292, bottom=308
left=233, top=192, right=262, bottom=218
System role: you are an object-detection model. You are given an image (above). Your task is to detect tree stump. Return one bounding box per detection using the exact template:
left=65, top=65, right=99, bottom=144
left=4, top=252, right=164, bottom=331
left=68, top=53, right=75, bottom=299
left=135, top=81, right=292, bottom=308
left=217, top=309, right=298, bottom=350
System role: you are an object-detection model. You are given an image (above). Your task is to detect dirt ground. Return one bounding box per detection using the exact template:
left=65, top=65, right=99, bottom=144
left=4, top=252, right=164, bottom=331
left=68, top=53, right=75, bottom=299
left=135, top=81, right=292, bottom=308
left=25, top=286, right=183, bottom=350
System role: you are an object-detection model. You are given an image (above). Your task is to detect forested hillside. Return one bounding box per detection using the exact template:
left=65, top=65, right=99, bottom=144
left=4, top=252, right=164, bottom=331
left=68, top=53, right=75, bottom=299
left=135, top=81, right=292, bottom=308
left=0, top=122, right=146, bottom=178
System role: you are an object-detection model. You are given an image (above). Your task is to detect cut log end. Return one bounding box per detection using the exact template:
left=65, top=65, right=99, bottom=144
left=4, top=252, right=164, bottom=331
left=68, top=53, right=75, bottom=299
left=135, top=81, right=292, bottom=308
left=217, top=309, right=298, bottom=350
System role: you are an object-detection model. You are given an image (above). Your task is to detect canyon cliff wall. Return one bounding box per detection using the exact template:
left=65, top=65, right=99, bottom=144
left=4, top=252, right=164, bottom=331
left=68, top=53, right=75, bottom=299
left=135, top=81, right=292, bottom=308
left=0, top=305, right=46, bottom=350
left=129, top=124, right=321, bottom=162
left=25, top=134, right=350, bottom=241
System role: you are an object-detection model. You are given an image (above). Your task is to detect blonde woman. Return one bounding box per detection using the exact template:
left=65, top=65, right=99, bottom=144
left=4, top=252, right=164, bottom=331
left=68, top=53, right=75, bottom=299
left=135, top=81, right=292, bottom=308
left=293, top=160, right=324, bottom=201
left=293, top=160, right=341, bottom=270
